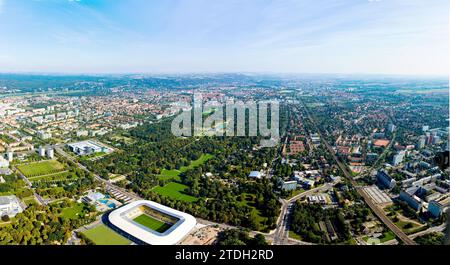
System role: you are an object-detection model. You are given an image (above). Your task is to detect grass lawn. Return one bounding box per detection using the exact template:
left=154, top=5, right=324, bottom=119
left=237, top=193, right=267, bottom=230
left=17, top=160, right=65, bottom=178
left=82, top=224, right=131, bottom=245
left=159, top=169, right=182, bottom=181
left=158, top=154, right=214, bottom=181
left=152, top=182, right=198, bottom=202
left=289, top=231, right=303, bottom=241
left=133, top=214, right=172, bottom=233
left=60, top=203, right=85, bottom=219
left=22, top=196, right=37, bottom=206
left=288, top=189, right=306, bottom=199
left=379, top=231, right=396, bottom=242
left=185, top=154, right=214, bottom=169
left=28, top=171, right=73, bottom=182
left=363, top=231, right=396, bottom=243
left=394, top=219, right=426, bottom=235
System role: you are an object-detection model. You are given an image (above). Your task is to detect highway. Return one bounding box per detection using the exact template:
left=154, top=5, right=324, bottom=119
left=301, top=101, right=417, bottom=245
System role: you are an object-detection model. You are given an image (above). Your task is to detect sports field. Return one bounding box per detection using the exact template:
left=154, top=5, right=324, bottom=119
left=17, top=160, right=65, bottom=178
left=133, top=214, right=172, bottom=233
left=152, top=182, right=198, bottom=202
left=82, top=224, right=131, bottom=245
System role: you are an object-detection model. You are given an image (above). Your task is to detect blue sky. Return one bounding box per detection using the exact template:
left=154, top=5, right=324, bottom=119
left=0, top=0, right=448, bottom=75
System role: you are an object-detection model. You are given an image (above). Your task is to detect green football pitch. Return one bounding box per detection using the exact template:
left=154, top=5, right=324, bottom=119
left=17, top=160, right=65, bottom=178
left=133, top=214, right=173, bottom=233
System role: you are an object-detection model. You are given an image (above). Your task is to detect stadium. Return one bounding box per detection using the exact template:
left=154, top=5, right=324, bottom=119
left=108, top=200, right=196, bottom=245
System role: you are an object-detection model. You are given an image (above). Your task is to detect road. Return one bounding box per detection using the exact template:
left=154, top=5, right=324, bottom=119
left=301, top=101, right=417, bottom=245
left=272, top=183, right=333, bottom=245
left=13, top=165, right=48, bottom=206
left=356, top=132, right=396, bottom=180
left=54, top=145, right=142, bottom=201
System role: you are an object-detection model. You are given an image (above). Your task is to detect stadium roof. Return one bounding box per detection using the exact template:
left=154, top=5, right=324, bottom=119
left=108, top=200, right=196, bottom=245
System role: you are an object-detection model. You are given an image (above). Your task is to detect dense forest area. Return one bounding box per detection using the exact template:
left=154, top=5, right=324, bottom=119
left=84, top=118, right=282, bottom=231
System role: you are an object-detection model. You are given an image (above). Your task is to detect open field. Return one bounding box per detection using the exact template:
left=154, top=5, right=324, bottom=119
left=59, top=203, right=85, bottom=219
left=133, top=214, right=172, bottom=233
left=17, top=160, right=65, bottom=178
left=395, top=219, right=427, bottom=235
left=22, top=196, right=37, bottom=206
left=82, top=224, right=131, bottom=245
left=363, top=231, right=396, bottom=243
left=289, top=230, right=302, bottom=241
left=158, top=154, right=214, bottom=181
left=28, top=171, right=74, bottom=182
left=237, top=193, right=267, bottom=230
left=152, top=182, right=198, bottom=202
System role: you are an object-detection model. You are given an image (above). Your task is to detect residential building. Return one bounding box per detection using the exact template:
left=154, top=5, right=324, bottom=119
left=399, top=186, right=424, bottom=211
left=377, top=170, right=396, bottom=189
left=428, top=201, right=443, bottom=218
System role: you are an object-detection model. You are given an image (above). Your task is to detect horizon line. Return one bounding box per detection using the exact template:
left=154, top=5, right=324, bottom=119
left=0, top=70, right=448, bottom=79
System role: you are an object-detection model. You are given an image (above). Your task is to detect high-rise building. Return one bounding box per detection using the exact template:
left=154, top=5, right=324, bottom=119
left=417, top=136, right=426, bottom=149
left=432, top=136, right=441, bottom=145
left=377, top=170, right=396, bottom=189
left=428, top=201, right=443, bottom=218
left=39, top=146, right=46, bottom=157
left=387, top=124, right=396, bottom=133
left=426, top=132, right=433, bottom=145
left=46, top=148, right=54, bottom=159
left=392, top=151, right=406, bottom=166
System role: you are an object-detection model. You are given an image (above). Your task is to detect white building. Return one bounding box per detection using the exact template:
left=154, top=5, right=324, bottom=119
left=39, top=146, right=46, bottom=157
left=248, top=171, right=262, bottom=179
left=7, top=150, right=13, bottom=162
left=108, top=200, right=196, bottom=245
left=0, top=195, right=24, bottom=218
left=47, top=148, right=54, bottom=159
left=68, top=140, right=112, bottom=156
left=37, top=130, right=52, bottom=140
left=76, top=130, right=89, bottom=137
left=392, top=151, right=406, bottom=166
left=0, top=156, right=9, bottom=168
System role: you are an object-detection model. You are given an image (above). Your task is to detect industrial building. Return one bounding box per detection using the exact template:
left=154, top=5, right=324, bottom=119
left=68, top=140, right=112, bottom=156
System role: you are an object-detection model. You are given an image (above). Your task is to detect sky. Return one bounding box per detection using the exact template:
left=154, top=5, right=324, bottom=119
left=0, top=0, right=448, bottom=76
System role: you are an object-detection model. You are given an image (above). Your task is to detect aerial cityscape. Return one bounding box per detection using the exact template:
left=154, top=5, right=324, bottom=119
left=0, top=0, right=448, bottom=253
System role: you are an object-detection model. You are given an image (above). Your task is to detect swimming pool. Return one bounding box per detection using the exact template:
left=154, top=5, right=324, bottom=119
left=98, top=199, right=116, bottom=208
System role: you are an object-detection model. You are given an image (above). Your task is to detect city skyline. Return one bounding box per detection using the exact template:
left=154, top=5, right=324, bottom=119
left=0, top=0, right=448, bottom=76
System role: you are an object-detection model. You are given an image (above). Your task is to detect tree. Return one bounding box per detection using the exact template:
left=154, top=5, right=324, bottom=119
left=251, top=234, right=268, bottom=246
left=1, top=215, right=10, bottom=222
